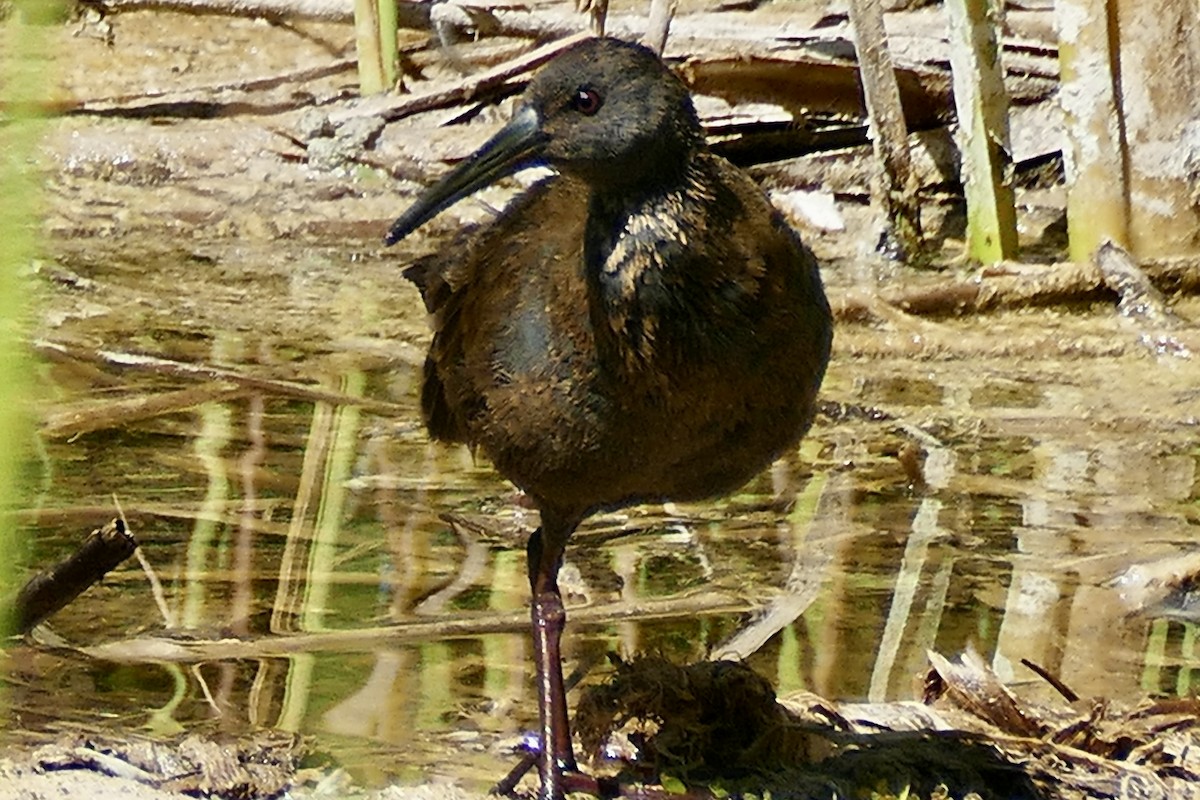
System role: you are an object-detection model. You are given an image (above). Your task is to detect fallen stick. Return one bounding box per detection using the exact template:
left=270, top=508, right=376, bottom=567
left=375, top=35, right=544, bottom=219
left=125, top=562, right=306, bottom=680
left=41, top=383, right=247, bottom=440
left=11, top=519, right=138, bottom=635
left=63, top=59, right=357, bottom=117
left=91, top=0, right=415, bottom=23
left=833, top=253, right=1200, bottom=321
left=329, top=31, right=593, bottom=125
left=34, top=339, right=408, bottom=416
left=82, top=591, right=752, bottom=662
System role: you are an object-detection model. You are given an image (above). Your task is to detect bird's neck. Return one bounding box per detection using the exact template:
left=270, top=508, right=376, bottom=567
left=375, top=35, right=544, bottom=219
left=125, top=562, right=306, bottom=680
left=582, top=153, right=729, bottom=373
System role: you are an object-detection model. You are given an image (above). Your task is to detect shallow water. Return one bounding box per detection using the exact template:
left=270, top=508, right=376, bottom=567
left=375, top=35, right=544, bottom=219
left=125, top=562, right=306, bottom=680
left=7, top=238, right=1200, bottom=793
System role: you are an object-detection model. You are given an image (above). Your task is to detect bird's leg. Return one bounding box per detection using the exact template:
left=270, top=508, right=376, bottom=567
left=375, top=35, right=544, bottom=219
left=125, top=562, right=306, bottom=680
left=527, top=514, right=579, bottom=800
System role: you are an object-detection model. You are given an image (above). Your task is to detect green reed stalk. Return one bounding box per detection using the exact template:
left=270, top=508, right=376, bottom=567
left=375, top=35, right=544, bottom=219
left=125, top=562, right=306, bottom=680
left=0, top=2, right=59, bottom=634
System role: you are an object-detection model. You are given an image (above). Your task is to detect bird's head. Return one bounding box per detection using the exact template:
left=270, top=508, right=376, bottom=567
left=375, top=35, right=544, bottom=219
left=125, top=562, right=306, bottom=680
left=385, top=37, right=704, bottom=246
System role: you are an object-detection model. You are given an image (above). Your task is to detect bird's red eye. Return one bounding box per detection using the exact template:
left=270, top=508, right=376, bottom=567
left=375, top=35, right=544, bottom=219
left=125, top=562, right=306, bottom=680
left=572, top=87, right=603, bottom=115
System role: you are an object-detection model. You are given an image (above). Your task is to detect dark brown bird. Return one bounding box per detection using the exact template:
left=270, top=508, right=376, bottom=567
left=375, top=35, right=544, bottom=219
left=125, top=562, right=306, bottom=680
left=386, top=37, right=832, bottom=799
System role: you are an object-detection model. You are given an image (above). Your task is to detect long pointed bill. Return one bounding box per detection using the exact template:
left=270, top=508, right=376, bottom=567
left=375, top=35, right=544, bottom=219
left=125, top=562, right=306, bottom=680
left=385, top=105, right=546, bottom=246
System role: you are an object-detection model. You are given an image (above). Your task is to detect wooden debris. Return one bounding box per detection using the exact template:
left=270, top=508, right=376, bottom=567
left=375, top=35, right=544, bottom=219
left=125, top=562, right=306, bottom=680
left=925, top=649, right=1047, bottom=737
left=1093, top=240, right=1192, bottom=358
left=60, top=59, right=357, bottom=118
left=77, top=591, right=751, bottom=663
left=329, top=32, right=593, bottom=126
left=577, top=655, right=1038, bottom=799
left=10, top=519, right=137, bottom=635
left=847, top=0, right=923, bottom=259
left=23, top=730, right=302, bottom=798
left=88, top=0, right=392, bottom=22
left=40, top=384, right=247, bottom=440
left=680, top=49, right=954, bottom=135
left=47, top=2, right=1064, bottom=202
left=1110, top=550, right=1200, bottom=618
left=1094, top=240, right=1183, bottom=328
left=33, top=339, right=409, bottom=416
left=922, top=651, right=1200, bottom=800
left=832, top=254, right=1200, bottom=320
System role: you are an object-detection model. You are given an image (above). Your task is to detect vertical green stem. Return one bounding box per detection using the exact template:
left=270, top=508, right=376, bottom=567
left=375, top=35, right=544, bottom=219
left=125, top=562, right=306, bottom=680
left=355, top=0, right=399, bottom=95
left=1140, top=617, right=1169, bottom=694
left=301, top=370, right=365, bottom=632
left=378, top=0, right=399, bottom=89
left=182, top=401, right=232, bottom=629
left=946, top=0, right=1019, bottom=263
left=0, top=4, right=58, bottom=635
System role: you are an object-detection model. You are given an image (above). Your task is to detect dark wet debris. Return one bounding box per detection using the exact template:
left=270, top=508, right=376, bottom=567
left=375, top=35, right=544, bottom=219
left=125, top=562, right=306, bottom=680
left=576, top=655, right=1034, bottom=799
left=576, top=656, right=833, bottom=785
left=575, top=652, right=1200, bottom=800
left=816, top=399, right=893, bottom=422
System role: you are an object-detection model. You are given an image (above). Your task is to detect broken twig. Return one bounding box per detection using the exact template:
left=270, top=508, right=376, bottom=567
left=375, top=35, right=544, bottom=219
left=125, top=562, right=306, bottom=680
left=34, top=339, right=406, bottom=416
left=1093, top=240, right=1183, bottom=328
left=833, top=254, right=1200, bottom=321
left=11, top=519, right=137, bottom=635
left=330, top=32, right=593, bottom=125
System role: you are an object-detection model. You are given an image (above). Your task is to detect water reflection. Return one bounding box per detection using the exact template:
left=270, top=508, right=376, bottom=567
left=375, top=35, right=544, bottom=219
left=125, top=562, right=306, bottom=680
left=11, top=286, right=1200, bottom=790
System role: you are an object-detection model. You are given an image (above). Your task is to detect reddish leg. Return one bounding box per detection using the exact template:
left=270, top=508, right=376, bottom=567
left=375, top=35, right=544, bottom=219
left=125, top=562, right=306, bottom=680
left=527, top=513, right=580, bottom=800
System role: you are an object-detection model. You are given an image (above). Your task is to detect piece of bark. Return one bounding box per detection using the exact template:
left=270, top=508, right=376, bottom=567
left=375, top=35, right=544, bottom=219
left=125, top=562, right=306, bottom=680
left=27, top=730, right=302, bottom=798
left=925, top=649, right=1050, bottom=738
left=11, top=519, right=138, bottom=635
left=1093, top=240, right=1183, bottom=328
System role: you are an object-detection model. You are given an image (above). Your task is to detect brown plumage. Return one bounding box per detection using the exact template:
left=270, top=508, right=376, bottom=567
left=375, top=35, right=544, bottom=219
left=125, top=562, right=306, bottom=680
left=387, top=37, right=832, bottom=800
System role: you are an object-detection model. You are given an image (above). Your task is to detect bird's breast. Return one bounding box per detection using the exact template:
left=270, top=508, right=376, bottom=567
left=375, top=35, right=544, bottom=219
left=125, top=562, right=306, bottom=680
left=422, top=164, right=829, bottom=516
